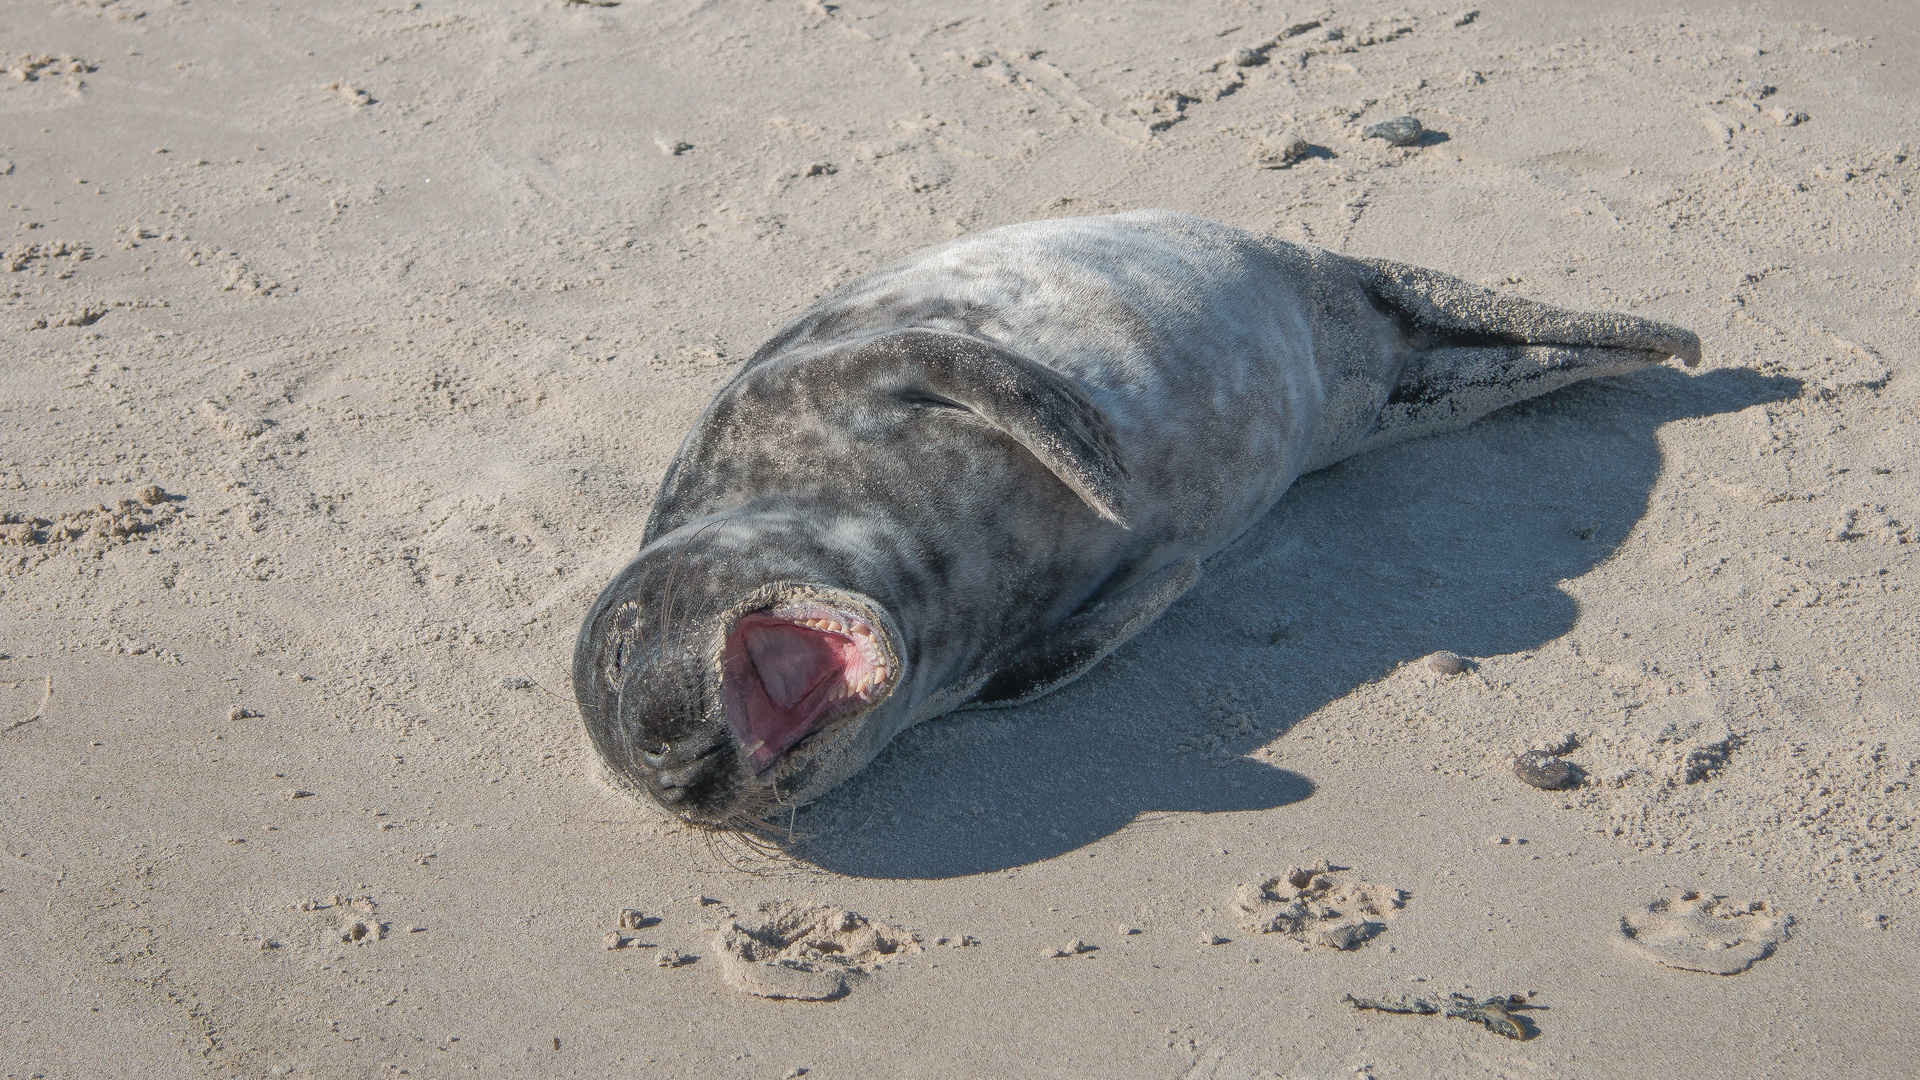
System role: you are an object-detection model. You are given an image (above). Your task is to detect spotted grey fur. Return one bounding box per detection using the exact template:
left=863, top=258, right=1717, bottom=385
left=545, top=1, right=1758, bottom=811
left=573, top=210, right=1699, bottom=825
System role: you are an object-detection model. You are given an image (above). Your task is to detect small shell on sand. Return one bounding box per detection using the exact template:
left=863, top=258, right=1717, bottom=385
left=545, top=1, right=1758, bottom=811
left=1254, top=131, right=1311, bottom=169
left=1362, top=116, right=1424, bottom=146
left=1513, top=750, right=1579, bottom=790
left=1424, top=650, right=1473, bottom=675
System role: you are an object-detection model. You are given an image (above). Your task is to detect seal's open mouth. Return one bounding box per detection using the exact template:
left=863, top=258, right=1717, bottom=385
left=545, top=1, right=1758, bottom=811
left=721, top=603, right=891, bottom=773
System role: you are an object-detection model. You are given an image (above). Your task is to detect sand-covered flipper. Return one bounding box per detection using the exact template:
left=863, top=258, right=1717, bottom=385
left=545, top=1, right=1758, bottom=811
left=1339, top=256, right=1701, bottom=459
left=1358, top=256, right=1702, bottom=365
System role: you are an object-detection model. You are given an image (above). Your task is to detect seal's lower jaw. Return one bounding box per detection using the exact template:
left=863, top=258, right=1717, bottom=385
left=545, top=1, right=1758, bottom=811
left=721, top=602, right=893, bottom=774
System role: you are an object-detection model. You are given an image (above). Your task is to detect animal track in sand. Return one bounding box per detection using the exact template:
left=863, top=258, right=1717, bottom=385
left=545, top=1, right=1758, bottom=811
left=297, top=894, right=386, bottom=946
left=1, top=496, right=178, bottom=566
left=5, top=240, right=92, bottom=277
left=1234, top=860, right=1405, bottom=950
left=1, top=53, right=94, bottom=92
left=714, top=902, right=921, bottom=1000
left=1615, top=891, right=1791, bottom=975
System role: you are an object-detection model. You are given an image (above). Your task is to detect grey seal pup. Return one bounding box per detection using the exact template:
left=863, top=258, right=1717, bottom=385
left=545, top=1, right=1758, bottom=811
left=574, top=210, right=1698, bottom=827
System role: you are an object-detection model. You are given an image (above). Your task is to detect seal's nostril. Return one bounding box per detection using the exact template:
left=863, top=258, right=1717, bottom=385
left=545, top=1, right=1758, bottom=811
left=648, top=727, right=738, bottom=805
left=641, top=749, right=667, bottom=768
left=655, top=762, right=705, bottom=789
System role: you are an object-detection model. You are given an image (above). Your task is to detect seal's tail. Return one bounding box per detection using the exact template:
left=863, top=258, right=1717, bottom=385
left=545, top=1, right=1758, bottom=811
left=1336, top=256, right=1700, bottom=461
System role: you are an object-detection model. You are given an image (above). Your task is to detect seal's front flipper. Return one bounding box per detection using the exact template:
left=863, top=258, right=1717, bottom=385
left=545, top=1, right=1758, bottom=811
left=969, top=559, right=1200, bottom=709
left=848, top=328, right=1132, bottom=527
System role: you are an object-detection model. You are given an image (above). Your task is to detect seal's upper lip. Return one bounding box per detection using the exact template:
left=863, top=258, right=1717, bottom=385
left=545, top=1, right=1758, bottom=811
left=720, top=603, right=891, bottom=772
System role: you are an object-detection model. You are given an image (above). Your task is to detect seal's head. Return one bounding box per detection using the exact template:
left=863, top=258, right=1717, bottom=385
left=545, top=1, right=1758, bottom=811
left=573, top=326, right=1138, bottom=823
left=573, top=534, right=904, bottom=826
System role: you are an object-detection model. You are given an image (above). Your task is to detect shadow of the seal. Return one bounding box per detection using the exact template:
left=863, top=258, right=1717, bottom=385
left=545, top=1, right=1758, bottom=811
left=785, top=366, right=1800, bottom=879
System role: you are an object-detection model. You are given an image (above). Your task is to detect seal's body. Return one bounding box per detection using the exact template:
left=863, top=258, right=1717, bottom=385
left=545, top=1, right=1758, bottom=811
left=574, top=211, right=1698, bottom=825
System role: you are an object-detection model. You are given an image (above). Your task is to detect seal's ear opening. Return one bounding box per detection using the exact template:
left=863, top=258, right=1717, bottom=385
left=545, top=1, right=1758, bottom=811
left=849, top=328, right=1132, bottom=527
left=721, top=604, right=893, bottom=773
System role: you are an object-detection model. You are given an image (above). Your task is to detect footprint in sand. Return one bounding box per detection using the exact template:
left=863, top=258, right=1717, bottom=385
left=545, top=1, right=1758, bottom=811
left=714, top=902, right=922, bottom=1001
left=1233, top=860, right=1405, bottom=950
left=297, top=894, right=385, bottom=946
left=1615, top=891, right=1792, bottom=975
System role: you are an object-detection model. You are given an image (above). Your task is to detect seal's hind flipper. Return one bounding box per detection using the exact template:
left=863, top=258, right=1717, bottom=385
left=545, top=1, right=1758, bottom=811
left=1354, top=343, right=1668, bottom=456
left=1330, top=257, right=1702, bottom=460
left=968, top=558, right=1200, bottom=709
left=1356, top=257, right=1702, bottom=366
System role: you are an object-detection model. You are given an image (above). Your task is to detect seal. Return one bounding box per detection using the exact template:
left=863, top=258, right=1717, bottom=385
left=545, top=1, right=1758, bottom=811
left=573, top=210, right=1699, bottom=827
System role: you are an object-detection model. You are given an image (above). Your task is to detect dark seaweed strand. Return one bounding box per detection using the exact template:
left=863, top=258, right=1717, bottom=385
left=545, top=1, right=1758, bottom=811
left=1343, top=993, right=1535, bottom=1040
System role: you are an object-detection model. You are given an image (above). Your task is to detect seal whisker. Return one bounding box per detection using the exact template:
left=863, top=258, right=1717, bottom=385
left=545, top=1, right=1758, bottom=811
left=521, top=671, right=596, bottom=711
left=658, top=517, right=728, bottom=666
left=664, top=519, right=733, bottom=685
left=693, top=815, right=798, bottom=876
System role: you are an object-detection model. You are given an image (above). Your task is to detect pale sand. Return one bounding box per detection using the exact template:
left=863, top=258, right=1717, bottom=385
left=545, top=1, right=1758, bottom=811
left=2, top=1, right=1916, bottom=1077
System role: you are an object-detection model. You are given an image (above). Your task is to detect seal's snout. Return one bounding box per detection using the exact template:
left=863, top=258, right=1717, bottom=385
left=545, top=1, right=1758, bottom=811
left=648, top=729, right=737, bottom=806
left=722, top=603, right=893, bottom=773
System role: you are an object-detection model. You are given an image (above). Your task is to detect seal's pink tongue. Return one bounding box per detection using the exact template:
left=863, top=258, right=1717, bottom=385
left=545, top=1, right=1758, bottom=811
left=722, top=613, right=871, bottom=772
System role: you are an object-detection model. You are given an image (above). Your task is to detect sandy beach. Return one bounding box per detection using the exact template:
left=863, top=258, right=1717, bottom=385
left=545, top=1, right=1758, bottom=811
left=3, top=1, right=1916, bottom=1076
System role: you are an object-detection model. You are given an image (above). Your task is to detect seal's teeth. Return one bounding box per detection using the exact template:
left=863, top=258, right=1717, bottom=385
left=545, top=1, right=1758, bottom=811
left=843, top=665, right=890, bottom=698
left=771, top=607, right=889, bottom=697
